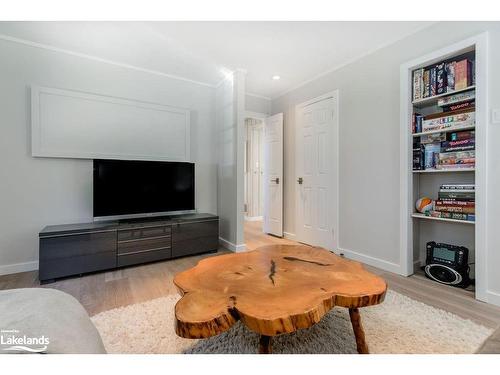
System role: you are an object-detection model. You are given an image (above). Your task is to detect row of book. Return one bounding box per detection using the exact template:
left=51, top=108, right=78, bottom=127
left=413, top=58, right=475, bottom=101
left=413, top=130, right=475, bottom=171
left=412, top=108, right=475, bottom=134
left=426, top=184, right=475, bottom=222
left=437, top=90, right=475, bottom=108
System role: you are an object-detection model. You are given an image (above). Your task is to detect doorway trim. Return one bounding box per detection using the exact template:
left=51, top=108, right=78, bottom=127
left=294, top=90, right=340, bottom=251
left=245, top=110, right=268, bottom=120
left=242, top=110, right=269, bottom=240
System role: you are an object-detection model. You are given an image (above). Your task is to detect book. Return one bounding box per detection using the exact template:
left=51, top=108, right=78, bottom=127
left=439, top=158, right=475, bottom=166
left=455, top=59, right=472, bottom=90
left=442, top=101, right=474, bottom=112
left=421, top=133, right=446, bottom=144
left=450, top=130, right=475, bottom=141
left=416, top=115, right=423, bottom=133
left=438, top=189, right=475, bottom=194
left=413, top=68, right=424, bottom=101
left=430, top=67, right=437, bottom=97
left=442, top=145, right=475, bottom=153
left=422, top=112, right=475, bottom=127
left=435, top=201, right=475, bottom=207
left=436, top=196, right=475, bottom=202
left=440, top=183, right=475, bottom=190
left=412, top=140, right=424, bottom=170
left=412, top=113, right=424, bottom=133
left=438, top=191, right=475, bottom=200
left=445, top=61, right=456, bottom=92
left=424, top=143, right=441, bottom=169
left=430, top=211, right=475, bottom=221
left=423, top=122, right=474, bottom=133
left=437, top=90, right=475, bottom=106
left=436, top=200, right=475, bottom=207
left=441, top=139, right=475, bottom=148
left=436, top=63, right=446, bottom=95
left=435, top=163, right=475, bottom=170
left=439, top=150, right=476, bottom=160
left=423, top=69, right=431, bottom=98
left=441, top=138, right=475, bottom=152
left=413, top=153, right=424, bottom=170
left=434, top=206, right=475, bottom=214
left=424, top=106, right=474, bottom=121
left=422, top=112, right=475, bottom=132
left=471, top=60, right=476, bottom=85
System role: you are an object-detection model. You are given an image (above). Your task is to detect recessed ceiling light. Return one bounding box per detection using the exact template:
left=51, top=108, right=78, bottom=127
left=272, top=75, right=281, bottom=80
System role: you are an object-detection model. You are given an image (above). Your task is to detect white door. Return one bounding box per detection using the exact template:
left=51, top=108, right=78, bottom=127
left=296, top=93, right=338, bottom=250
left=263, top=113, right=283, bottom=237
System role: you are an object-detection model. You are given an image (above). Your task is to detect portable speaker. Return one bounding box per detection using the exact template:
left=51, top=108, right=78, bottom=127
left=424, top=241, right=470, bottom=288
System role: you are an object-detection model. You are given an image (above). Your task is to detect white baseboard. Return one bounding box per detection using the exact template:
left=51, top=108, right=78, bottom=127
left=0, top=261, right=38, bottom=276
left=283, top=232, right=296, bottom=241
left=219, top=237, right=246, bottom=253
left=337, top=247, right=403, bottom=274
left=244, top=216, right=263, bottom=222
left=484, top=290, right=500, bottom=307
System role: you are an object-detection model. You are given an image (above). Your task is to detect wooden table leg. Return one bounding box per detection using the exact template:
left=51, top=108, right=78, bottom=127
left=259, top=335, right=273, bottom=354
left=348, top=308, right=369, bottom=354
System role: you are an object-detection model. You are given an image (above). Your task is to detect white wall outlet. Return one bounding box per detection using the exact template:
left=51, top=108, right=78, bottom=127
left=492, top=109, right=500, bottom=124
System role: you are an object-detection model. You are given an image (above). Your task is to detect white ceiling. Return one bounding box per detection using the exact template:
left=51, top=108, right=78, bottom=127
left=0, top=21, right=433, bottom=99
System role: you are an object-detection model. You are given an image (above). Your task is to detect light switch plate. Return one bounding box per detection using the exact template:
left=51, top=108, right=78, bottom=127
left=493, top=109, right=500, bottom=124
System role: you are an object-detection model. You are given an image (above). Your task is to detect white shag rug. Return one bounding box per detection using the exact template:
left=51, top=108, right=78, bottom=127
left=91, top=290, right=492, bottom=354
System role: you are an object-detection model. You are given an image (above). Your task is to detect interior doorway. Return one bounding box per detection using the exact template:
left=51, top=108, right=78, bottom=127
left=295, top=91, right=339, bottom=251
left=243, top=111, right=284, bottom=244
left=244, top=116, right=264, bottom=221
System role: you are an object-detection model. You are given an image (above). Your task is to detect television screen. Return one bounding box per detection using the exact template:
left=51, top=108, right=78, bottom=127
left=93, top=159, right=195, bottom=219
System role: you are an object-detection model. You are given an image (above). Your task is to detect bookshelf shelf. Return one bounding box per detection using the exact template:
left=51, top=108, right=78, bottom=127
left=411, top=213, right=475, bottom=225
left=412, top=85, right=475, bottom=106
left=413, top=168, right=475, bottom=173
left=412, top=124, right=475, bottom=137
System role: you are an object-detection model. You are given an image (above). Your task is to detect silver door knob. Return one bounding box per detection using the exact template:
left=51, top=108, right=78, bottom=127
left=271, top=178, right=280, bottom=184
left=297, top=177, right=303, bottom=184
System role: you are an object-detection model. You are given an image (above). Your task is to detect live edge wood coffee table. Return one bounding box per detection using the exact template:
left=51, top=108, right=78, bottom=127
left=174, top=245, right=387, bottom=354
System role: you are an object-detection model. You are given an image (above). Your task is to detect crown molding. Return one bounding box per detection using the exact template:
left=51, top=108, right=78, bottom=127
left=246, top=92, right=271, bottom=101
left=0, top=33, right=217, bottom=89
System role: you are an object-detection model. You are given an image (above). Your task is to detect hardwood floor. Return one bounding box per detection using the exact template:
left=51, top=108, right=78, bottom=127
left=1, top=219, right=499, bottom=352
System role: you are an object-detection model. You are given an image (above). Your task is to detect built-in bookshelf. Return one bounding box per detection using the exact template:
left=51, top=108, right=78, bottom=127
left=399, top=36, right=488, bottom=301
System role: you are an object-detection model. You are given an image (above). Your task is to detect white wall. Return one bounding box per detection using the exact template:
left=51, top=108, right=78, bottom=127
left=216, top=71, right=246, bottom=250
left=271, top=21, right=500, bottom=305
left=245, top=93, right=271, bottom=115
left=0, top=38, right=217, bottom=274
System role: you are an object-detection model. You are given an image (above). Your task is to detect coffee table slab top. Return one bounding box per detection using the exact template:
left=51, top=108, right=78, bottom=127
left=174, top=244, right=387, bottom=339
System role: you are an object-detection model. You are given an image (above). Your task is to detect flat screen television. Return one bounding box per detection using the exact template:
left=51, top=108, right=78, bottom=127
left=93, top=159, right=195, bottom=220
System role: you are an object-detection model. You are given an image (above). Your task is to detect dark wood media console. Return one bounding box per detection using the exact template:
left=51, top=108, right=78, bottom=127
left=39, top=213, right=219, bottom=283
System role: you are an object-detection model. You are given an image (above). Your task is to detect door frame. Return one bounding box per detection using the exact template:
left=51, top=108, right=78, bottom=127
left=294, top=90, right=340, bottom=251
left=244, top=111, right=267, bottom=221
left=243, top=110, right=273, bottom=236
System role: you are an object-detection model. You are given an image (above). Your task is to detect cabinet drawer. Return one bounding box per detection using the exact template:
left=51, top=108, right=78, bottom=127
left=39, top=231, right=116, bottom=281
left=117, top=235, right=171, bottom=255
left=117, top=247, right=172, bottom=267
left=171, top=220, right=218, bottom=258
left=117, top=225, right=171, bottom=241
